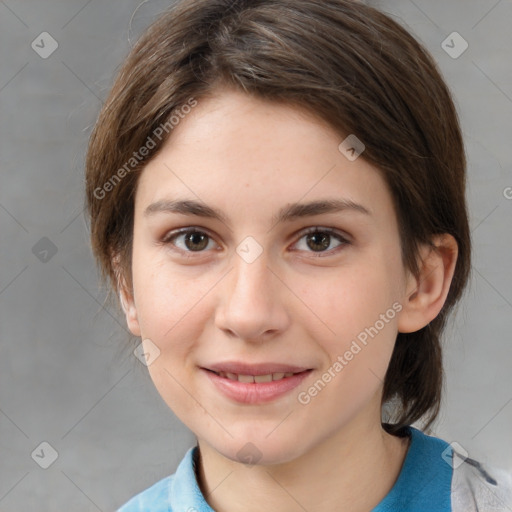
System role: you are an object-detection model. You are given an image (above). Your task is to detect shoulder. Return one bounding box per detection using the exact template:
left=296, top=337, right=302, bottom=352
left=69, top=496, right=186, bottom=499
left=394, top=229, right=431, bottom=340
left=384, top=426, right=512, bottom=511
left=450, top=446, right=512, bottom=511
left=115, top=446, right=201, bottom=512
left=116, top=474, right=174, bottom=512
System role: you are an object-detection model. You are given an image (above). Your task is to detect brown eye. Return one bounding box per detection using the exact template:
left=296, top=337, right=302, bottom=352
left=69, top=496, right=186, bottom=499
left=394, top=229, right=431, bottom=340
left=162, top=228, right=216, bottom=253
left=182, top=231, right=209, bottom=251
left=294, top=227, right=350, bottom=255
left=306, top=232, right=331, bottom=251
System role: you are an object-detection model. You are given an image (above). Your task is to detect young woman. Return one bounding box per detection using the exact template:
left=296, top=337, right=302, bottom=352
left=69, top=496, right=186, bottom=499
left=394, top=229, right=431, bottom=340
left=85, top=0, right=512, bottom=510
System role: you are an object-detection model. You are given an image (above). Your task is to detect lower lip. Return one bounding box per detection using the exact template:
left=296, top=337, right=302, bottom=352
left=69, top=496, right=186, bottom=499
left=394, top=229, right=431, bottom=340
left=201, top=368, right=313, bottom=404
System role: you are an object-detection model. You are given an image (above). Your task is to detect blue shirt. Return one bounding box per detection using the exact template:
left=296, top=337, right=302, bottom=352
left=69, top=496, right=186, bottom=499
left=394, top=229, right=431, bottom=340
left=117, top=426, right=512, bottom=511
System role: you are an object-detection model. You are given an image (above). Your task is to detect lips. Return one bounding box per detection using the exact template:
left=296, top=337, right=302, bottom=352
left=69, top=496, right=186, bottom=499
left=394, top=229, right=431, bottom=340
left=201, top=364, right=313, bottom=404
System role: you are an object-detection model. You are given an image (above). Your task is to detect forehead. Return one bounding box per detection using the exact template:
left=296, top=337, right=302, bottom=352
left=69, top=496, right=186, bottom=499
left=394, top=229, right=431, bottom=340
left=134, top=88, right=395, bottom=225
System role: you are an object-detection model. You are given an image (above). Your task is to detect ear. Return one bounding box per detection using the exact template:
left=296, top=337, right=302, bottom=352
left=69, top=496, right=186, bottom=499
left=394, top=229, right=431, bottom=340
left=397, top=234, right=458, bottom=333
left=112, top=253, right=141, bottom=337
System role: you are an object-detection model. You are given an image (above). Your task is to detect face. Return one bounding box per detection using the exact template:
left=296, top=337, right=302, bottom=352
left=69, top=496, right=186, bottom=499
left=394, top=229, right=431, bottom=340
left=121, top=88, right=412, bottom=465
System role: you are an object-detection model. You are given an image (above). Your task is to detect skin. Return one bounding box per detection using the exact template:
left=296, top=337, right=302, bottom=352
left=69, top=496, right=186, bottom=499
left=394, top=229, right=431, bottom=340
left=118, top=87, right=458, bottom=512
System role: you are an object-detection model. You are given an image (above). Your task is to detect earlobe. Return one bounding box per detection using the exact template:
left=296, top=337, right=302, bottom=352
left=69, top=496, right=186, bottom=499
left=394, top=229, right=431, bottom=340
left=112, top=254, right=141, bottom=337
left=397, top=234, right=458, bottom=334
left=118, top=284, right=142, bottom=337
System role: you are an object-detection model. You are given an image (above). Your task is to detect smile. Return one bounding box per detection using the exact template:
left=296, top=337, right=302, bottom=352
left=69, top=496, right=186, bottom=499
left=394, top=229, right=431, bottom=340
left=210, top=370, right=299, bottom=382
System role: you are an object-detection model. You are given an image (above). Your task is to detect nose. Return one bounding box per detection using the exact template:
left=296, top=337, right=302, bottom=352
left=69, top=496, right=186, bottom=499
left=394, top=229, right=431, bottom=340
left=214, top=251, right=290, bottom=342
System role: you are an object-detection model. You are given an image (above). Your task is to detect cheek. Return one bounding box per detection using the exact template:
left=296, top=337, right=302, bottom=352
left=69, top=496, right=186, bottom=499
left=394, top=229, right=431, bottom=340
left=131, top=260, right=214, bottom=418
left=296, top=256, right=401, bottom=384
left=292, top=271, right=400, bottom=421
left=131, top=251, right=212, bottom=351
left=300, top=261, right=400, bottom=339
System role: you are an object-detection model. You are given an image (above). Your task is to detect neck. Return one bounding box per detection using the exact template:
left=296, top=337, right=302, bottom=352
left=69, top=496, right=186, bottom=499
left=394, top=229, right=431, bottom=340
left=195, top=413, right=410, bottom=512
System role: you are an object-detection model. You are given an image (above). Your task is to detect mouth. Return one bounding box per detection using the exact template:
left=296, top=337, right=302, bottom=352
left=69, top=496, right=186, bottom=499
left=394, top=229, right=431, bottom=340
left=203, top=368, right=309, bottom=383
left=200, top=365, right=314, bottom=404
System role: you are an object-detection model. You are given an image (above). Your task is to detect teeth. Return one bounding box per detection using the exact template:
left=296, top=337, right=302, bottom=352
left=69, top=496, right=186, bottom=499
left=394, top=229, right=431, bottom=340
left=215, top=371, right=299, bottom=382
left=254, top=374, right=273, bottom=383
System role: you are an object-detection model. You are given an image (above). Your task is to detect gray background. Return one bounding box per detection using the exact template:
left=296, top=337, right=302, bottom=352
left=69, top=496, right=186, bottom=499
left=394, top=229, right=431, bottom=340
left=1, top=0, right=511, bottom=510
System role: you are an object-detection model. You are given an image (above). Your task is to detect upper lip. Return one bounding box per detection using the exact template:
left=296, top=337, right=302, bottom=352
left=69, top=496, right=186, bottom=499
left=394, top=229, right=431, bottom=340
left=202, top=361, right=312, bottom=376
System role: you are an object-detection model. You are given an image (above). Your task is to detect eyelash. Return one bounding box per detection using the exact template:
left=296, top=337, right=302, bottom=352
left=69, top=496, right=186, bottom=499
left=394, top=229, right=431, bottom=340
left=160, top=226, right=351, bottom=258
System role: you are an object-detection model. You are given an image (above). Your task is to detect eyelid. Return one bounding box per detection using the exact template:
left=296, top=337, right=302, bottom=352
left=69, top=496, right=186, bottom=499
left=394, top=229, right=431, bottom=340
left=161, top=226, right=215, bottom=243
left=297, top=226, right=352, bottom=244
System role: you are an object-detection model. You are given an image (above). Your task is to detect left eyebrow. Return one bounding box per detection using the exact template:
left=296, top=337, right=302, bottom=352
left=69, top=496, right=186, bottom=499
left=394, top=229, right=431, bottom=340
left=143, top=198, right=371, bottom=228
left=273, top=198, right=371, bottom=225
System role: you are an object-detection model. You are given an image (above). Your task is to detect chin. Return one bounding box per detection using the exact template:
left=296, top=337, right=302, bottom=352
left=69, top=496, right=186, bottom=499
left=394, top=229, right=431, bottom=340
left=207, top=434, right=305, bottom=468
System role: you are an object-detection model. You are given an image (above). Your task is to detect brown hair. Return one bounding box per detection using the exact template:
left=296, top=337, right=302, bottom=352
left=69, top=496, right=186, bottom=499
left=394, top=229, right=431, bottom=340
left=85, top=0, right=471, bottom=436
